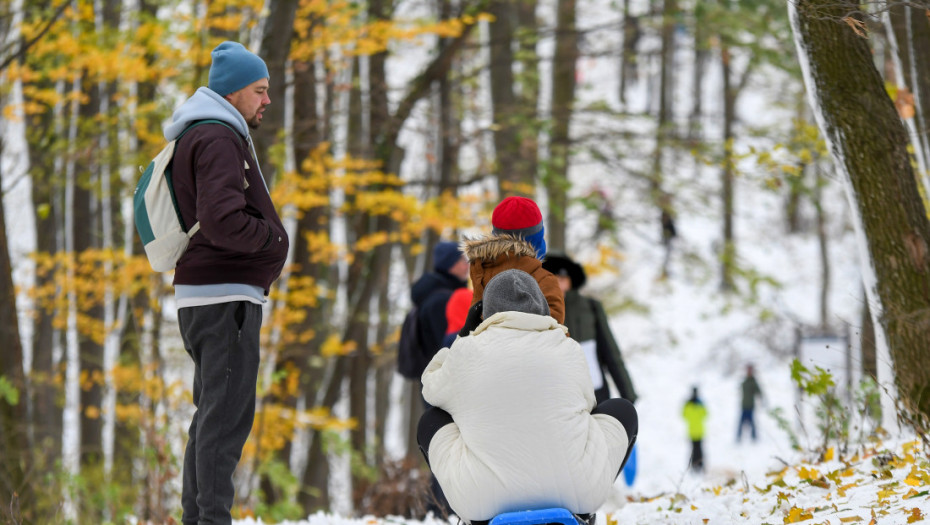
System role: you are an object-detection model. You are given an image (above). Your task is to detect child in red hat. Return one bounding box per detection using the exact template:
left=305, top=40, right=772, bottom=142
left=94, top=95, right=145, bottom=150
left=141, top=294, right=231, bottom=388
left=460, top=196, right=564, bottom=330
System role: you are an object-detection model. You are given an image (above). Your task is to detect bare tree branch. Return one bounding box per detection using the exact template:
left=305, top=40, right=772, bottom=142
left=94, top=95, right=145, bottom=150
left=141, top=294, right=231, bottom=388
left=0, top=1, right=70, bottom=73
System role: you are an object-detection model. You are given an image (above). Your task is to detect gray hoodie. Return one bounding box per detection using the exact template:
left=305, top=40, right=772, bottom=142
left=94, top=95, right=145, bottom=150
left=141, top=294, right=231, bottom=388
left=165, top=87, right=267, bottom=188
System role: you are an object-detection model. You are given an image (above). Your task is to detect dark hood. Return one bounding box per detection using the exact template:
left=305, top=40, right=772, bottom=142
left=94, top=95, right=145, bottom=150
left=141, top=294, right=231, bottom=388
left=411, top=271, right=466, bottom=306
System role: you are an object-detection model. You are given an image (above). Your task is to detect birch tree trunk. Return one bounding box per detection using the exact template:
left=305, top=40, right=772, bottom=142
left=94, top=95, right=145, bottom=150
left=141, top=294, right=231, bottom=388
left=790, top=0, right=930, bottom=425
left=885, top=4, right=930, bottom=190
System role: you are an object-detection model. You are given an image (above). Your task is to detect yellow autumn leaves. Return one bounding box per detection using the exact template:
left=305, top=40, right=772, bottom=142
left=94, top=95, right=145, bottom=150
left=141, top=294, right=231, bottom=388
left=777, top=442, right=930, bottom=523
left=609, top=440, right=930, bottom=524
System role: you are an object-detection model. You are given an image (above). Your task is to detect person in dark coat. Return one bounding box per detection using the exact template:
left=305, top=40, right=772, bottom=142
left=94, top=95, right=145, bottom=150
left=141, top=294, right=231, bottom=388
left=737, top=364, right=763, bottom=442
left=409, top=241, right=470, bottom=376
left=542, top=252, right=637, bottom=404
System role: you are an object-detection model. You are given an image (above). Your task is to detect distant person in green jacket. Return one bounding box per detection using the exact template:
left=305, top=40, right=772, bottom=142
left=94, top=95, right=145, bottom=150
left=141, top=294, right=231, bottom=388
left=682, top=386, right=707, bottom=473
left=737, top=364, right=763, bottom=442
left=542, top=252, right=637, bottom=404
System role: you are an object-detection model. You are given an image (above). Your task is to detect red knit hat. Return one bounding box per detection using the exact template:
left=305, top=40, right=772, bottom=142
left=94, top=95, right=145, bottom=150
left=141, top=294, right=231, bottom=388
left=445, top=288, right=474, bottom=335
left=492, top=196, right=543, bottom=233
left=491, top=196, right=547, bottom=258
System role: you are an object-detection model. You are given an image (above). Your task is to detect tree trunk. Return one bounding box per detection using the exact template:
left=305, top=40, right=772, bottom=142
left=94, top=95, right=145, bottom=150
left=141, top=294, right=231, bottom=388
left=860, top=289, right=877, bottom=381
left=619, top=0, right=638, bottom=106
left=25, top=78, right=62, bottom=457
left=295, top=47, right=338, bottom=514
left=75, top=72, right=104, bottom=470
left=790, top=0, right=930, bottom=425
left=907, top=9, right=930, bottom=194
left=254, top=0, right=298, bottom=187
left=0, top=142, right=30, bottom=524
left=653, top=0, right=677, bottom=276
left=346, top=50, right=373, bottom=511
left=488, top=0, right=519, bottom=195
left=813, top=167, right=830, bottom=329
left=720, top=44, right=736, bottom=291
left=515, top=0, right=540, bottom=187
left=545, top=0, right=578, bottom=251
left=885, top=4, right=930, bottom=186
left=689, top=1, right=707, bottom=140
left=252, top=0, right=299, bottom=508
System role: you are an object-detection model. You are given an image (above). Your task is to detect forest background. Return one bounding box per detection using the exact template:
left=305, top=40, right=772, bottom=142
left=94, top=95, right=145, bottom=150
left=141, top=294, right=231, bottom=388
left=1, top=0, right=930, bottom=523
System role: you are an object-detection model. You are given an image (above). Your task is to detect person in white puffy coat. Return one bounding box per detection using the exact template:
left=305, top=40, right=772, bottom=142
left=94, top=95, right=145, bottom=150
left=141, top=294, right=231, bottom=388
left=418, top=269, right=638, bottom=524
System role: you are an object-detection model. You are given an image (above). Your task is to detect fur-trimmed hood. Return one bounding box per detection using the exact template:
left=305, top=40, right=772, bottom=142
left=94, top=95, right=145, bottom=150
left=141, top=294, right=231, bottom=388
left=461, top=234, right=565, bottom=324
left=461, top=234, right=537, bottom=262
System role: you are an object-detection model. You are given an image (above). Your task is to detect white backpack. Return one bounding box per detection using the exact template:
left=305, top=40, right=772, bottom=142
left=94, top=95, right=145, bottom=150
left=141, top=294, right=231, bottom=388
left=133, top=119, right=237, bottom=271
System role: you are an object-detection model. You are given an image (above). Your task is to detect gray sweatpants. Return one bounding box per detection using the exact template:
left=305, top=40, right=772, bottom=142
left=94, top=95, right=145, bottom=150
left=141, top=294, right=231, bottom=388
left=179, top=301, right=262, bottom=525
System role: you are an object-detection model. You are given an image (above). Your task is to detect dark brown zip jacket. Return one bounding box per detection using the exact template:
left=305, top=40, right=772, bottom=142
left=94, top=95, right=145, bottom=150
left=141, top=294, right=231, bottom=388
left=171, top=122, right=288, bottom=294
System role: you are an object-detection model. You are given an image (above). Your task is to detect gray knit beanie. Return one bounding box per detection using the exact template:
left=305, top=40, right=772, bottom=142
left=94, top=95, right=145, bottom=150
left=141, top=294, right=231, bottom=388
left=483, top=269, right=550, bottom=318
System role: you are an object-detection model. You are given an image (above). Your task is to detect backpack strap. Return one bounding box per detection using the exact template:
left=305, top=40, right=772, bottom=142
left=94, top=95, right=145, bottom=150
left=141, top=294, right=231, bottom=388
left=174, top=119, right=244, bottom=238
left=177, top=118, right=243, bottom=144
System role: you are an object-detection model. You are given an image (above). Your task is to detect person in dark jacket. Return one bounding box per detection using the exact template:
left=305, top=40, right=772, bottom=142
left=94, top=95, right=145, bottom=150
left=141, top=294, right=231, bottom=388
left=737, top=364, right=764, bottom=442
left=542, top=252, right=637, bottom=404
left=167, top=41, right=289, bottom=525
left=409, top=241, right=470, bottom=379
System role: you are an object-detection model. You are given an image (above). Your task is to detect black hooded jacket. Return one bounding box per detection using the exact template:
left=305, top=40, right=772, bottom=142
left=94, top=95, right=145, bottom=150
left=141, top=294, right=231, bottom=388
left=411, top=271, right=468, bottom=363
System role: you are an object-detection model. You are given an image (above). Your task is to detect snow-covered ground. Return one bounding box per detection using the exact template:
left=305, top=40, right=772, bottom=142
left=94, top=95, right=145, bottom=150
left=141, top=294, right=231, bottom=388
left=230, top=106, right=930, bottom=522
left=5, top=0, right=929, bottom=523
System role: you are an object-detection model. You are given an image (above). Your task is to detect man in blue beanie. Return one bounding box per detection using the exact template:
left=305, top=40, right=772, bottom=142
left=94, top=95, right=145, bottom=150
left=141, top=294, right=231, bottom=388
left=164, top=41, right=288, bottom=525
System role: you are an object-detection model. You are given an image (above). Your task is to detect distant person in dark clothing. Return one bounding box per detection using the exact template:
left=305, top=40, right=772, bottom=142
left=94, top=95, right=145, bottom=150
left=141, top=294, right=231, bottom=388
left=682, top=386, right=707, bottom=473
left=737, top=364, right=763, bottom=442
left=408, top=241, right=470, bottom=380
left=659, top=194, right=677, bottom=279
left=542, top=252, right=637, bottom=404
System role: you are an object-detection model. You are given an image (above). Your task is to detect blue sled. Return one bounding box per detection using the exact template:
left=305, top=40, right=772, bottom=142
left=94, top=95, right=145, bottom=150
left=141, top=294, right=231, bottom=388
left=490, top=508, right=584, bottom=525
left=622, top=443, right=637, bottom=487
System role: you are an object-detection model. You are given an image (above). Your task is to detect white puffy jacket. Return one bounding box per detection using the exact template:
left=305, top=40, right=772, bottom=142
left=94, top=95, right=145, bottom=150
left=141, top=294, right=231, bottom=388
left=421, top=311, right=629, bottom=522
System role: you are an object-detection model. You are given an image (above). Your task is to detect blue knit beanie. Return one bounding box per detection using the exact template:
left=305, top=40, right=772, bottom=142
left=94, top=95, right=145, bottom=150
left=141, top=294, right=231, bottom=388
left=208, top=42, right=270, bottom=96
left=433, top=241, right=464, bottom=273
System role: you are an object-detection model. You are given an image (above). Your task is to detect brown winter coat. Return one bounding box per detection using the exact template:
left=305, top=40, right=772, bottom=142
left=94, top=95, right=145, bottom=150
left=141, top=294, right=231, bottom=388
left=462, top=235, right=565, bottom=324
